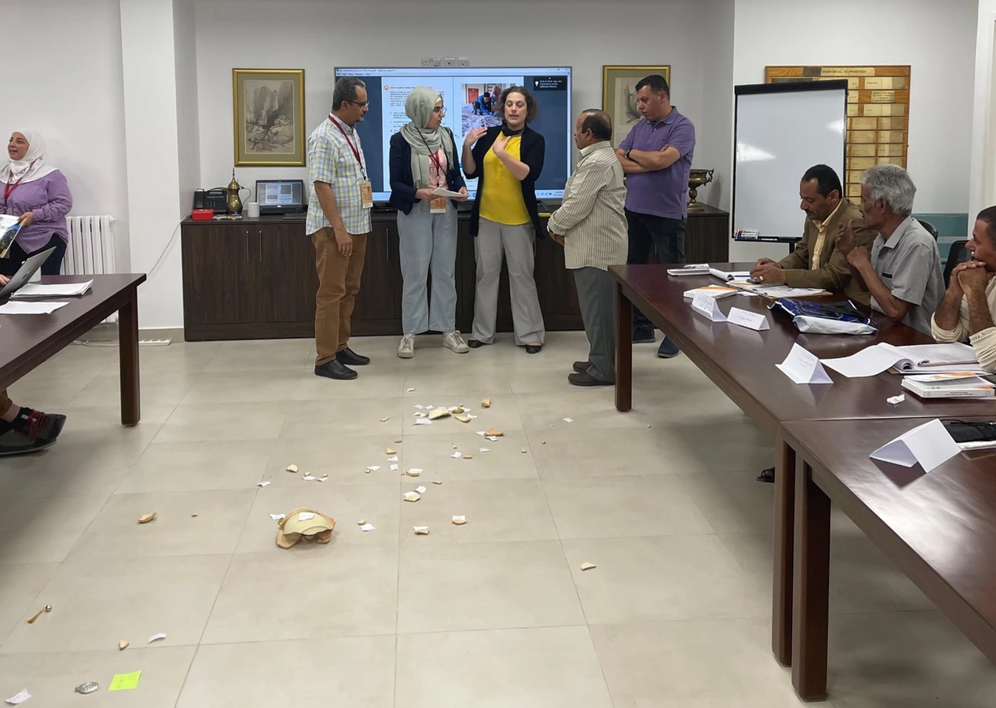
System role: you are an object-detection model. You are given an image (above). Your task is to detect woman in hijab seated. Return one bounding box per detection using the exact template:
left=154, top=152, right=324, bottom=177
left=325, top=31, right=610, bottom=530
left=389, top=87, right=470, bottom=359
left=1, top=130, right=73, bottom=277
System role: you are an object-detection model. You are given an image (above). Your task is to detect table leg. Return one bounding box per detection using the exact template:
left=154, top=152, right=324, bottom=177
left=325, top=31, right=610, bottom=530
left=119, top=289, right=141, bottom=426
left=615, top=282, right=632, bottom=412
left=791, top=456, right=831, bottom=701
left=772, top=434, right=795, bottom=666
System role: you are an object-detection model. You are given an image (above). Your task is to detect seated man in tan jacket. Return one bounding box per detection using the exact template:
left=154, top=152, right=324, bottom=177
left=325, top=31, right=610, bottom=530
left=931, top=206, right=996, bottom=372
left=750, top=164, right=877, bottom=304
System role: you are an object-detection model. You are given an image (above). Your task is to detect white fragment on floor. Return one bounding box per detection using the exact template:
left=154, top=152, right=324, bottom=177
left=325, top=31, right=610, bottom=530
left=413, top=526, right=429, bottom=535
left=563, top=418, right=574, bottom=423
left=480, top=448, right=490, bottom=453
left=452, top=515, right=467, bottom=525
left=286, top=464, right=298, bottom=473
left=360, top=523, right=376, bottom=532
left=415, top=486, right=427, bottom=494
left=403, top=492, right=421, bottom=502
left=415, top=419, right=432, bottom=425
left=148, top=632, right=167, bottom=644
left=5, top=689, right=31, bottom=705
left=256, top=481, right=270, bottom=488
left=367, top=466, right=381, bottom=472
left=580, top=562, right=596, bottom=571
left=269, top=514, right=285, bottom=521
left=451, top=452, right=462, bottom=459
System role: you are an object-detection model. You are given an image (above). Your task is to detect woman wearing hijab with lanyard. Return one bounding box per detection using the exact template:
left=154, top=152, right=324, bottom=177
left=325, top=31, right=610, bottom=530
left=462, top=86, right=546, bottom=354
left=389, top=87, right=470, bottom=359
left=1, top=131, right=73, bottom=277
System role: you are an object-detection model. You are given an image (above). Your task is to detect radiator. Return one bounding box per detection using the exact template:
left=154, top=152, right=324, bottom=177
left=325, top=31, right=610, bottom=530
left=64, top=215, right=116, bottom=276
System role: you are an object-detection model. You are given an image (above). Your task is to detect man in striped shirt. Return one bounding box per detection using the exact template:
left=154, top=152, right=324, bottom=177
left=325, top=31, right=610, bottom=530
left=548, top=110, right=628, bottom=386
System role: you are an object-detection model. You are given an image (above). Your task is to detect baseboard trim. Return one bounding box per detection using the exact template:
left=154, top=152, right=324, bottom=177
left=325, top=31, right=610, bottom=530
left=75, top=323, right=186, bottom=343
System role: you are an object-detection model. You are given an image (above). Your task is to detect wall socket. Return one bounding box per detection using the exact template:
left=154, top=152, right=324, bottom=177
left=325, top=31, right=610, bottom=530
left=457, top=57, right=470, bottom=67
left=420, top=57, right=434, bottom=67
left=442, top=57, right=456, bottom=67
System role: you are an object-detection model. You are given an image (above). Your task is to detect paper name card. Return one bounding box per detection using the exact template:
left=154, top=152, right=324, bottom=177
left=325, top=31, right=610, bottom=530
left=870, top=419, right=961, bottom=472
left=776, top=343, right=833, bottom=385
left=691, top=291, right=727, bottom=322
left=727, top=307, right=769, bottom=331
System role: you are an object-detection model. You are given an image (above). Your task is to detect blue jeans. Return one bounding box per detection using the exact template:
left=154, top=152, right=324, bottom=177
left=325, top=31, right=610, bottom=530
left=626, top=209, right=686, bottom=333
left=397, top=200, right=458, bottom=335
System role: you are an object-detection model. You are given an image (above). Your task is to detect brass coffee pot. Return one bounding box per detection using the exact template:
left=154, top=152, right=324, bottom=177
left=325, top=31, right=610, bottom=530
left=687, top=168, right=715, bottom=211
left=226, top=169, right=250, bottom=215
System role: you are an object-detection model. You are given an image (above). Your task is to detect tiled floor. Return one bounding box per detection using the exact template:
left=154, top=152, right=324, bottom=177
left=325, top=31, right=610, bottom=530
left=2, top=332, right=994, bottom=706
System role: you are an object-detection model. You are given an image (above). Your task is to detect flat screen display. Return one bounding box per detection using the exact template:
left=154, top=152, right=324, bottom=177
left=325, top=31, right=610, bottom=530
left=334, top=66, right=572, bottom=202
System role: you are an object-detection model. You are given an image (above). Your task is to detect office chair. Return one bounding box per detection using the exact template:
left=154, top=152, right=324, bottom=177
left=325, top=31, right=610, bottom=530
left=943, top=240, right=971, bottom=287
left=917, top=218, right=939, bottom=241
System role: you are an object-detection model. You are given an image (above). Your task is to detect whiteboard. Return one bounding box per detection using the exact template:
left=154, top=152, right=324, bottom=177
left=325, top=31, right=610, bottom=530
left=732, top=82, right=847, bottom=242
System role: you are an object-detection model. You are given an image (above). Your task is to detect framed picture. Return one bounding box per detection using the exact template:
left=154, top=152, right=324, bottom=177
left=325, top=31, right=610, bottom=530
left=233, top=69, right=306, bottom=166
left=602, top=65, right=672, bottom=147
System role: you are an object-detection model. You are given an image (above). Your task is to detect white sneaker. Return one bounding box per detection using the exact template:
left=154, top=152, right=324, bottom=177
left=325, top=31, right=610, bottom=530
left=442, top=331, right=469, bottom=354
left=398, top=334, right=415, bottom=359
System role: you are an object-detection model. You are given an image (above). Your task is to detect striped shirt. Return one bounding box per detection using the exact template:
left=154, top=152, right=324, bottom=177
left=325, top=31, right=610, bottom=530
left=306, top=114, right=372, bottom=236
left=547, top=141, right=628, bottom=270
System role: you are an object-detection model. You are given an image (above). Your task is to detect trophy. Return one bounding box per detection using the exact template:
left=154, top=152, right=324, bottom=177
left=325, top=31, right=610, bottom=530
left=687, top=168, right=714, bottom=211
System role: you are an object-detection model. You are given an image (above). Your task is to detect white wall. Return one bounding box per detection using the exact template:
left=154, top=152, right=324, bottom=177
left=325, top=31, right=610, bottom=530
left=193, top=0, right=717, bottom=190
left=971, top=0, right=996, bottom=221
left=5, top=0, right=131, bottom=271
left=729, top=0, right=977, bottom=261
left=174, top=0, right=202, bottom=209
left=120, top=0, right=186, bottom=330
left=697, top=0, right=735, bottom=211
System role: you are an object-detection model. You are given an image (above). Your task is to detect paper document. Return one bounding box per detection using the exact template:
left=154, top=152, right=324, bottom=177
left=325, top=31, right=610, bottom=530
left=11, top=280, right=93, bottom=299
left=691, top=291, right=727, bottom=322
left=710, top=267, right=751, bottom=281
left=667, top=264, right=711, bottom=276
left=825, top=342, right=983, bottom=378
left=431, top=187, right=464, bottom=198
left=727, top=307, right=770, bottom=331
left=0, top=301, right=69, bottom=315
left=683, top=285, right=737, bottom=300
left=730, top=282, right=827, bottom=298
left=869, top=419, right=961, bottom=472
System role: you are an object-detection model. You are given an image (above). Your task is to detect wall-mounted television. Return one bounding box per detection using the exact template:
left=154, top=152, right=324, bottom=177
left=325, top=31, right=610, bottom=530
left=334, top=66, right=573, bottom=203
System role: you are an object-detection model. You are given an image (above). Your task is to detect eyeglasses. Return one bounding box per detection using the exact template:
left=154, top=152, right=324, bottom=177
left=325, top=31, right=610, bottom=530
left=346, top=100, right=369, bottom=108
left=432, top=106, right=446, bottom=114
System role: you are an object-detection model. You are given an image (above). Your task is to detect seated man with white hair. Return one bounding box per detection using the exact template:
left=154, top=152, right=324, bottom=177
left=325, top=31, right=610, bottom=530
left=835, top=164, right=943, bottom=335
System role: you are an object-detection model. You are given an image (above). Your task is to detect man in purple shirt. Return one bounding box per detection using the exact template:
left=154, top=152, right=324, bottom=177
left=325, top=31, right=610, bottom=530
left=617, top=75, right=696, bottom=358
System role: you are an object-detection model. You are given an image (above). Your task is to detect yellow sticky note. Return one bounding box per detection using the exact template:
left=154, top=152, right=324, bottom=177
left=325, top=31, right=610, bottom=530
left=109, top=671, right=142, bottom=691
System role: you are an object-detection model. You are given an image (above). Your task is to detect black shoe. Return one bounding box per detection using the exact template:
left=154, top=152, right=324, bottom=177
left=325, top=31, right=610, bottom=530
left=573, top=360, right=591, bottom=373
left=12, top=408, right=66, bottom=443
left=633, top=328, right=655, bottom=344
left=757, top=467, right=775, bottom=484
left=0, top=423, right=56, bottom=457
left=315, top=360, right=358, bottom=380
left=336, top=347, right=370, bottom=366
left=568, top=371, right=614, bottom=387
left=657, top=338, right=680, bottom=359
left=525, top=344, right=542, bottom=354
left=467, top=339, right=490, bottom=349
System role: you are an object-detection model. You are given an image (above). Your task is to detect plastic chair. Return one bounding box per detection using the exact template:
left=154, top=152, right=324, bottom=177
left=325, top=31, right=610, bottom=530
left=917, top=219, right=939, bottom=241
left=943, top=240, right=971, bottom=287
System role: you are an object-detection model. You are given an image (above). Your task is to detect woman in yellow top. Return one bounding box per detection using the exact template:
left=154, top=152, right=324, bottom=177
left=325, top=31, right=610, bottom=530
left=462, top=86, right=546, bottom=353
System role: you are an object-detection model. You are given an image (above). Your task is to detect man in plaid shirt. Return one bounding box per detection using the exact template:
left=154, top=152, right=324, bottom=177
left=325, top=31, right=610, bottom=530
left=307, top=77, right=373, bottom=380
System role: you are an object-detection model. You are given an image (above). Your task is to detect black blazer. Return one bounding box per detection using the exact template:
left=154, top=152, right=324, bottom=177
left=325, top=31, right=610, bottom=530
left=464, top=125, right=545, bottom=238
left=388, top=129, right=466, bottom=215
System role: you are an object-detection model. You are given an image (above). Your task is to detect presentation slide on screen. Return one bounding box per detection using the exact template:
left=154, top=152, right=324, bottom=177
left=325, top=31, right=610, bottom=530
left=336, top=67, right=571, bottom=202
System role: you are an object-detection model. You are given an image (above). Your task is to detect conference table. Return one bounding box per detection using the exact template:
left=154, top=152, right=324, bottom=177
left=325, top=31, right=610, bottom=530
left=0, top=274, right=146, bottom=426
left=610, top=264, right=996, bottom=698
left=783, top=417, right=996, bottom=699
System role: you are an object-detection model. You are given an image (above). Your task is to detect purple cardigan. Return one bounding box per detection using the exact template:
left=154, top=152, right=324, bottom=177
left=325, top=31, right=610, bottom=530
left=2, top=170, right=72, bottom=253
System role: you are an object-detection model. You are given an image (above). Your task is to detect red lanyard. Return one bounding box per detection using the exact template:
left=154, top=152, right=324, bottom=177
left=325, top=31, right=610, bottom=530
left=329, top=115, right=366, bottom=178
left=2, top=161, right=33, bottom=210
left=428, top=150, right=443, bottom=173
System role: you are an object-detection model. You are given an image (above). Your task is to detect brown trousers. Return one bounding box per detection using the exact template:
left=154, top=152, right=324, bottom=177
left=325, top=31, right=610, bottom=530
left=312, top=228, right=368, bottom=366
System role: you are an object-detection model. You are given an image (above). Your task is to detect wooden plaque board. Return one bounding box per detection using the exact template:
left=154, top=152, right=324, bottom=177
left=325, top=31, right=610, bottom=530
left=765, top=66, right=911, bottom=201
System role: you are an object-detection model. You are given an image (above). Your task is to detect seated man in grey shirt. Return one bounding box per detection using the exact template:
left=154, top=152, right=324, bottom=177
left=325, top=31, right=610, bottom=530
left=834, top=164, right=943, bottom=335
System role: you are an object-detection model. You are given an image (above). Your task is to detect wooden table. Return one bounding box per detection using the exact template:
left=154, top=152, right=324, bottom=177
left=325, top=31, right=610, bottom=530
left=0, top=274, right=146, bottom=426
left=782, top=417, right=996, bottom=700
left=609, top=264, right=996, bottom=668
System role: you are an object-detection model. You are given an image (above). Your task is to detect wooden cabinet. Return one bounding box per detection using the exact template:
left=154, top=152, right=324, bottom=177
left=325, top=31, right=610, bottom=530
left=181, top=207, right=729, bottom=341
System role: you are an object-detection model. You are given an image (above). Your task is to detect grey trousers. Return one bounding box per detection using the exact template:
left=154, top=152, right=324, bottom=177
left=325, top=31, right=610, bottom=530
left=573, top=266, right=616, bottom=382
left=397, top=200, right=458, bottom=334
left=472, top=218, right=545, bottom=345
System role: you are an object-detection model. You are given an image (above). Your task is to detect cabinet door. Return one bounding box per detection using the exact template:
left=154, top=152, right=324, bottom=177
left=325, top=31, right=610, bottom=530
left=252, top=224, right=320, bottom=324
left=181, top=224, right=254, bottom=325
left=351, top=221, right=402, bottom=331
left=534, top=219, right=582, bottom=330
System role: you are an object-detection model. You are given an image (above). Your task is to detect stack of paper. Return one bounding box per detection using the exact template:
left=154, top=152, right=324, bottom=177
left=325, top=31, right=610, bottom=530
left=667, top=264, right=711, bottom=276
left=729, top=281, right=827, bottom=298
left=11, top=280, right=93, bottom=299
left=683, top=285, right=738, bottom=300
left=710, top=267, right=752, bottom=281
left=0, top=301, right=69, bottom=315
left=901, top=372, right=995, bottom=399
left=823, top=342, right=984, bottom=378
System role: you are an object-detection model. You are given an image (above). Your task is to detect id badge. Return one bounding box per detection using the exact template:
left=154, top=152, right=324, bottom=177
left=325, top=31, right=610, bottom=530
left=360, top=181, right=373, bottom=209
left=430, top=196, right=447, bottom=214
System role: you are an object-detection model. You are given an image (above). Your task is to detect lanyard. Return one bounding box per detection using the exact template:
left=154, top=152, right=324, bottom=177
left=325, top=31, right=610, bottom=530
left=2, top=161, right=34, bottom=212
left=329, top=115, right=366, bottom=180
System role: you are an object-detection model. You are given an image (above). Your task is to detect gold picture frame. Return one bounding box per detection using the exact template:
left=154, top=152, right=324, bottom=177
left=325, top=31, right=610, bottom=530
left=233, top=68, right=306, bottom=166
left=602, top=65, right=672, bottom=148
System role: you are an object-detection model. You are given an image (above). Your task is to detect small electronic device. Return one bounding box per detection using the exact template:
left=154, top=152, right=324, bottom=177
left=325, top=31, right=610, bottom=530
left=256, top=179, right=306, bottom=215
left=192, top=188, right=228, bottom=213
